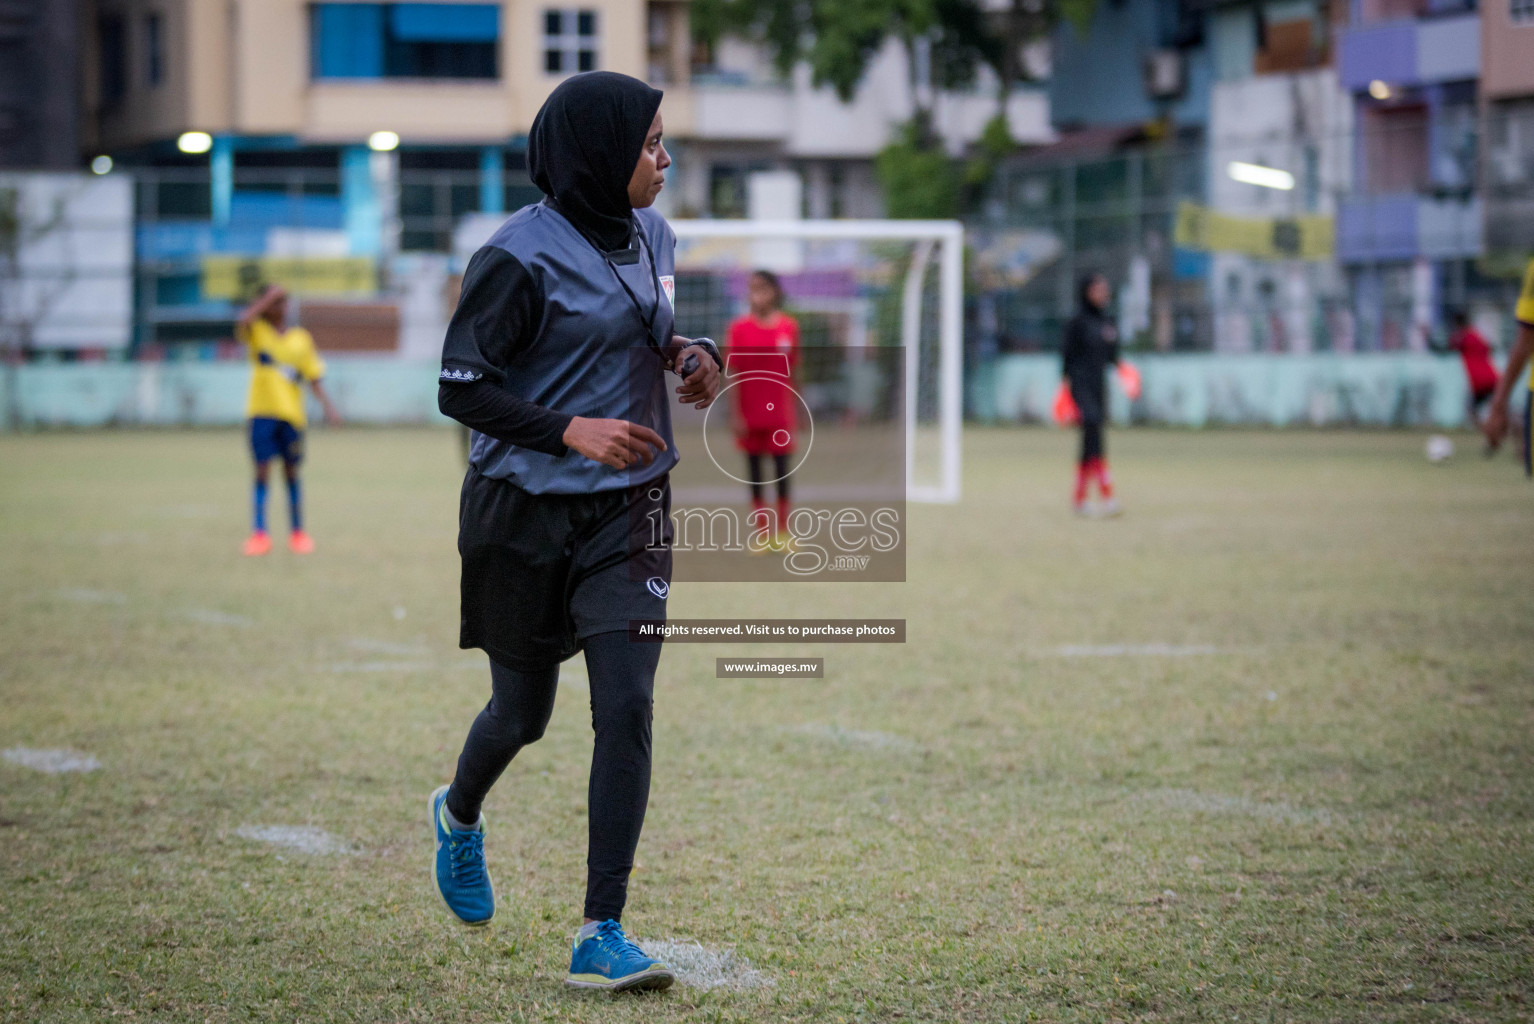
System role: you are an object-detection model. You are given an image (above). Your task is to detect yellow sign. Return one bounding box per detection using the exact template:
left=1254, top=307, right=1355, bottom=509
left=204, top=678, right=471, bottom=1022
left=201, top=257, right=377, bottom=300
left=1174, top=202, right=1334, bottom=260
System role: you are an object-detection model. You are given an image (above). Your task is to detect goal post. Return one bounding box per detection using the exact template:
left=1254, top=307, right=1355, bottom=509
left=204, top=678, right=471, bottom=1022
left=670, top=219, right=964, bottom=504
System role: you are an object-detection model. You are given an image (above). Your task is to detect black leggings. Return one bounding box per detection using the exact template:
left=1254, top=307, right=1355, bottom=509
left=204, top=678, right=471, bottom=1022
left=447, top=631, right=661, bottom=922
left=1079, top=421, right=1104, bottom=463
left=746, top=453, right=791, bottom=503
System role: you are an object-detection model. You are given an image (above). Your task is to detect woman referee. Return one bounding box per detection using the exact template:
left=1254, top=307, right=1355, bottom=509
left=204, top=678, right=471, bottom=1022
left=429, top=73, right=721, bottom=993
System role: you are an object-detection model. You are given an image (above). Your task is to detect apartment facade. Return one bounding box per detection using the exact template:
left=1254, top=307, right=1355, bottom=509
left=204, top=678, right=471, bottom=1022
left=1334, top=0, right=1483, bottom=349
left=0, top=0, right=82, bottom=169
left=1481, top=0, right=1534, bottom=259
left=1201, top=0, right=1354, bottom=353
left=81, top=0, right=1047, bottom=218
left=72, top=0, right=1048, bottom=351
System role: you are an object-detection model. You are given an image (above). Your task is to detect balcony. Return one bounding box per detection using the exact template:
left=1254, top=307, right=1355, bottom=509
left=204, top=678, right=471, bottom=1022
left=1337, top=13, right=1479, bottom=91
left=691, top=80, right=793, bottom=141
left=1337, top=193, right=1482, bottom=261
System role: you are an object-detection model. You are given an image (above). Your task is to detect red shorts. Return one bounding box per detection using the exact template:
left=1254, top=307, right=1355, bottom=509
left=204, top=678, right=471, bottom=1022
left=736, top=426, right=796, bottom=455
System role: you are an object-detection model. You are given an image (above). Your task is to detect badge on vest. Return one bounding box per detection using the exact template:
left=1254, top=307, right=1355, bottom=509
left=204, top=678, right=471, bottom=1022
left=659, top=275, right=675, bottom=309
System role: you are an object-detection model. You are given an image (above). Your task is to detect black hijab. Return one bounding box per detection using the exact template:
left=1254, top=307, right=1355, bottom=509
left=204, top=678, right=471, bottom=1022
left=1077, top=272, right=1107, bottom=314
left=528, top=72, right=664, bottom=253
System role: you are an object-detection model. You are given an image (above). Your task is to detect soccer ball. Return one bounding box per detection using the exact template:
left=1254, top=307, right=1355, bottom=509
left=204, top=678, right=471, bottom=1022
left=1425, top=435, right=1455, bottom=463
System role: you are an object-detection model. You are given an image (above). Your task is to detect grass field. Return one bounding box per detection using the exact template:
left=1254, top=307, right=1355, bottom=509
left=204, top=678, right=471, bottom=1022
left=2, top=426, right=1532, bottom=1023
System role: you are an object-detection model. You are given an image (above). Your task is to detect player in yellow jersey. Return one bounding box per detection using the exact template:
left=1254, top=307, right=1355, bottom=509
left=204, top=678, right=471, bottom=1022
left=1483, top=258, right=1534, bottom=477
left=237, top=285, right=340, bottom=555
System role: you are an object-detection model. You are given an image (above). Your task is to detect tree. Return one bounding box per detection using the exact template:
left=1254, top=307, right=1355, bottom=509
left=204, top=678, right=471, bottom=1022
left=693, top=0, right=995, bottom=112
left=692, top=0, right=1099, bottom=113
left=692, top=0, right=1102, bottom=217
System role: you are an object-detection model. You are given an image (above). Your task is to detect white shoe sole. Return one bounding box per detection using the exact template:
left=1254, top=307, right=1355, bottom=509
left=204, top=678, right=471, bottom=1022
left=565, top=968, right=676, bottom=992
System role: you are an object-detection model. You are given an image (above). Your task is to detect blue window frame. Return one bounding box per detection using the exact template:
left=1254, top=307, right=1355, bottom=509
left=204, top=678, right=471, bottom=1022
left=311, top=3, right=499, bottom=80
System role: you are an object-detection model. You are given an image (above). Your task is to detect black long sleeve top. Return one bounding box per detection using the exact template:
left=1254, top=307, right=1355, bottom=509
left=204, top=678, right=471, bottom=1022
left=1060, top=306, right=1120, bottom=422
left=437, top=246, right=572, bottom=457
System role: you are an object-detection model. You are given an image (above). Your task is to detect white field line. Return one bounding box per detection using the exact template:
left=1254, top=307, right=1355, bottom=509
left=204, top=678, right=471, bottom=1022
left=178, top=608, right=254, bottom=628
left=234, top=825, right=356, bottom=856
left=159, top=504, right=222, bottom=519
left=2, top=747, right=102, bottom=773
left=1139, top=787, right=1335, bottom=826
left=1053, top=644, right=1220, bottom=658
left=635, top=938, right=774, bottom=991
left=56, top=588, right=127, bottom=605
left=790, top=723, right=920, bottom=752
left=347, top=637, right=431, bottom=657
left=59, top=590, right=253, bottom=628
left=325, top=661, right=438, bottom=674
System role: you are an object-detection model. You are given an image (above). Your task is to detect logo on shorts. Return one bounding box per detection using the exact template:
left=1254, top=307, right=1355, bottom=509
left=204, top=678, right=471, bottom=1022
left=646, top=577, right=669, bottom=599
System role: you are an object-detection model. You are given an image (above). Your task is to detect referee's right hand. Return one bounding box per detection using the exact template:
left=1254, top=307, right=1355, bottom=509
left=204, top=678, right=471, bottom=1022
left=562, top=417, right=667, bottom=469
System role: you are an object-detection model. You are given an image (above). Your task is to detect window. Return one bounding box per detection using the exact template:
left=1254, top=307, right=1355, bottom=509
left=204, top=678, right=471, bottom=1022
left=1514, top=0, right=1534, bottom=24
left=311, top=3, right=499, bottom=80
left=543, top=9, right=598, bottom=74
left=145, top=13, right=163, bottom=87
left=98, top=14, right=126, bottom=108
left=1364, top=105, right=1430, bottom=195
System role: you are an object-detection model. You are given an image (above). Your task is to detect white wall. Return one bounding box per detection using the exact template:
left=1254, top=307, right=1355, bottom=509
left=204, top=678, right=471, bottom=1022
left=1205, top=71, right=1353, bottom=354
left=1207, top=70, right=1353, bottom=218
left=693, top=38, right=1053, bottom=158
left=0, top=173, right=134, bottom=351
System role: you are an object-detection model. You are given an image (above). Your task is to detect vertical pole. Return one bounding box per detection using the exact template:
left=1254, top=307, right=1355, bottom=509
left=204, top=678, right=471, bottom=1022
left=1061, top=164, right=1076, bottom=329
left=211, top=135, right=234, bottom=227
left=939, top=224, right=964, bottom=503
left=342, top=146, right=380, bottom=257
left=479, top=146, right=505, bottom=215
left=901, top=239, right=934, bottom=501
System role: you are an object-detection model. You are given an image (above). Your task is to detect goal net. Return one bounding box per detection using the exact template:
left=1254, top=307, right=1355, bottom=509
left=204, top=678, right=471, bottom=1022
left=669, top=219, right=963, bottom=506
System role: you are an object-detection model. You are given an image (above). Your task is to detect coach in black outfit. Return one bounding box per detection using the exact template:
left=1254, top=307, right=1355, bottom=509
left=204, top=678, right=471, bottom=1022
left=1061, top=272, right=1122, bottom=515
left=426, top=71, right=721, bottom=989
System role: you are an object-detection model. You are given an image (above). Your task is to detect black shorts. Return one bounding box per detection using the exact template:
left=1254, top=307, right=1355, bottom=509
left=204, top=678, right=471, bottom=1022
left=457, top=467, right=672, bottom=669
left=1469, top=385, right=1495, bottom=415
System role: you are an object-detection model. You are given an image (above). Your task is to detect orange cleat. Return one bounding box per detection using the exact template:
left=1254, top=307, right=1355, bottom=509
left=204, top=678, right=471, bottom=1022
left=242, top=530, right=272, bottom=556
left=288, top=530, right=315, bottom=554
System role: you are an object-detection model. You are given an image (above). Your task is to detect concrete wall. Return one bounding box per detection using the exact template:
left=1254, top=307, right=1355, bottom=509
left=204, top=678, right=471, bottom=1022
left=969, top=353, right=1474, bottom=427
left=2, top=355, right=1479, bottom=429
left=1482, top=0, right=1534, bottom=101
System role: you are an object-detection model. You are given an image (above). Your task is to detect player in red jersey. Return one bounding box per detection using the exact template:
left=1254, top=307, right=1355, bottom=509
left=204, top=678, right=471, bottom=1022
left=726, top=270, right=799, bottom=546
left=1442, top=310, right=1501, bottom=447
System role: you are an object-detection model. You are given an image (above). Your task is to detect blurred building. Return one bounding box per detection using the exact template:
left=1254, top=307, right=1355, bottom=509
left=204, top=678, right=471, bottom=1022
left=1481, top=0, right=1534, bottom=260
left=983, top=0, right=1217, bottom=353
left=1202, top=0, right=1352, bottom=353
left=982, top=0, right=1532, bottom=357
left=0, top=0, right=81, bottom=170
left=1335, top=0, right=1483, bottom=349
left=680, top=36, right=1051, bottom=219
left=72, top=0, right=1049, bottom=354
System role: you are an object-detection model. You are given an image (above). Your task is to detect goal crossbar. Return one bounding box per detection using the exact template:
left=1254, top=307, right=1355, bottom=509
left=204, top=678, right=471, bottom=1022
left=670, top=219, right=963, bottom=504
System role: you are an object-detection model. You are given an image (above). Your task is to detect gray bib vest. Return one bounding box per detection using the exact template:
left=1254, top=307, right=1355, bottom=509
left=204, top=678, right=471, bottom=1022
left=470, top=203, right=678, bottom=494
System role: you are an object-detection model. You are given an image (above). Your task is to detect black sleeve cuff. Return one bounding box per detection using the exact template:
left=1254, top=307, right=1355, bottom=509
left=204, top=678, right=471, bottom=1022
left=438, top=381, right=572, bottom=458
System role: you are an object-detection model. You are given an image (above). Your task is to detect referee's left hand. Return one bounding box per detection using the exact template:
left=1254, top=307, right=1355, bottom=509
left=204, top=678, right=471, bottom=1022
left=674, top=345, right=721, bottom=409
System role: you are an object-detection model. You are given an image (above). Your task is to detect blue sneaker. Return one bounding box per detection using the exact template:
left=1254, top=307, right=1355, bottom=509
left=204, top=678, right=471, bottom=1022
left=429, top=784, right=494, bottom=926
left=566, top=919, right=676, bottom=992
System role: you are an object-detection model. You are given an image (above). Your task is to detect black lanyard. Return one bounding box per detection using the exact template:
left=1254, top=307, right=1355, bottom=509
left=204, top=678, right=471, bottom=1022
left=555, top=202, right=665, bottom=351
left=604, top=226, right=665, bottom=350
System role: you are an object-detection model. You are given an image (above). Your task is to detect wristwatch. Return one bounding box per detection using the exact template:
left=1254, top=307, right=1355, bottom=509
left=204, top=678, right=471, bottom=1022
left=677, top=336, right=723, bottom=376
